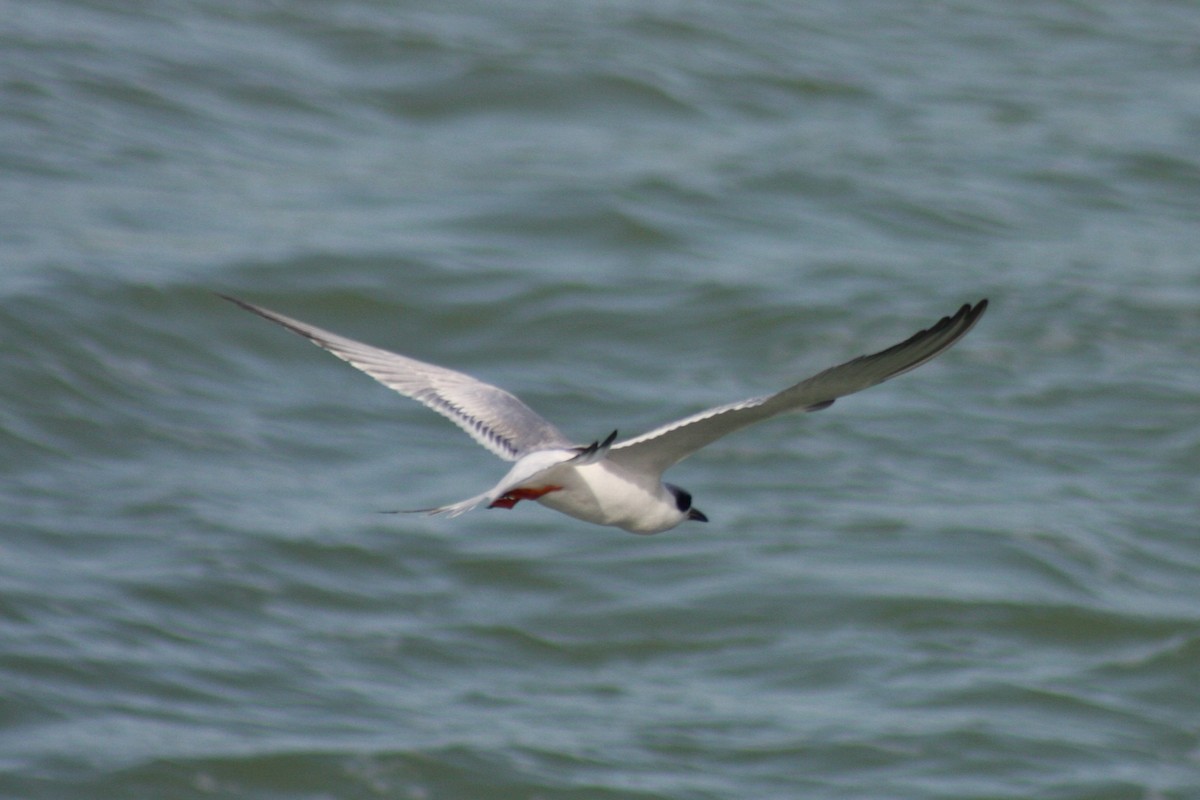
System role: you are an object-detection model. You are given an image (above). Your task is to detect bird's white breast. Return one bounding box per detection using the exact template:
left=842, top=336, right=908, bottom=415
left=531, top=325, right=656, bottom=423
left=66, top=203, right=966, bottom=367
left=534, top=461, right=682, bottom=534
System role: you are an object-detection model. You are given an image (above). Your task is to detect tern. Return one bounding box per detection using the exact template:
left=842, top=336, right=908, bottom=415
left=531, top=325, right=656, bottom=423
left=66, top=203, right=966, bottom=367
left=221, top=295, right=986, bottom=534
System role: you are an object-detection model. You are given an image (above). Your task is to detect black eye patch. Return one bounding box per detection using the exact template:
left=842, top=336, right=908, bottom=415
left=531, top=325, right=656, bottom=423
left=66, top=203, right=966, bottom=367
left=664, top=483, right=692, bottom=512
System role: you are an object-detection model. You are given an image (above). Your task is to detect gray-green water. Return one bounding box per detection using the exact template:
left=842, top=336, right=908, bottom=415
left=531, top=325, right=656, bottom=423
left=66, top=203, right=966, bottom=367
left=3, top=2, right=1199, bottom=798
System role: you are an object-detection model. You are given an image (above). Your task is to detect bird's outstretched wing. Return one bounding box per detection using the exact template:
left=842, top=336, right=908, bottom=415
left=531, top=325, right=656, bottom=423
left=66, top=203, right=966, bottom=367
left=608, top=300, right=988, bottom=475
left=220, top=295, right=572, bottom=461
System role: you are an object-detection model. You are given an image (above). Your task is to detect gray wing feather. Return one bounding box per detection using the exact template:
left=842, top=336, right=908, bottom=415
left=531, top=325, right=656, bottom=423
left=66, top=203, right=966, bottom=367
left=609, top=300, right=987, bottom=475
left=221, top=295, right=571, bottom=461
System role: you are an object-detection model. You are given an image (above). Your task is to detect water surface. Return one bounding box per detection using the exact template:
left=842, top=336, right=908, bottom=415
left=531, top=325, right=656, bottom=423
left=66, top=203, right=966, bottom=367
left=2, top=1, right=1198, bottom=798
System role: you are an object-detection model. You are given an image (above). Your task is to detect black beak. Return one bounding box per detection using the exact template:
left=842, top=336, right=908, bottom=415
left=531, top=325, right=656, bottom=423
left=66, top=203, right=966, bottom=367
left=688, top=507, right=708, bottom=523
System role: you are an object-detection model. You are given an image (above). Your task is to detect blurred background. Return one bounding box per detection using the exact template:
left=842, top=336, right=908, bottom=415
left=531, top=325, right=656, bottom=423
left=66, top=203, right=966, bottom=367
left=2, top=1, right=1198, bottom=798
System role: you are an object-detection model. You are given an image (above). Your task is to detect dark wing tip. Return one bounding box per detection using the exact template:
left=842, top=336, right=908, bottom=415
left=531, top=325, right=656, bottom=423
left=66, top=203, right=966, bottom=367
left=217, top=292, right=256, bottom=312
left=803, top=297, right=988, bottom=393
left=949, top=298, right=988, bottom=341
left=218, top=292, right=274, bottom=322
left=217, top=292, right=334, bottom=348
left=887, top=297, right=988, bottom=362
left=930, top=298, right=987, bottom=336
left=958, top=298, right=988, bottom=327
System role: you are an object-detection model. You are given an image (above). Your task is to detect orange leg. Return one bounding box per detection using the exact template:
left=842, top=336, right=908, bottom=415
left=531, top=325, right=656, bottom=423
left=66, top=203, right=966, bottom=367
left=489, top=485, right=563, bottom=509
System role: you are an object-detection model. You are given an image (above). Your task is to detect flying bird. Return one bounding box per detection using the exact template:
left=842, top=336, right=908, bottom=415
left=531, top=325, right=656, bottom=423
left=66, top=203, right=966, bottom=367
left=221, top=295, right=986, bottom=534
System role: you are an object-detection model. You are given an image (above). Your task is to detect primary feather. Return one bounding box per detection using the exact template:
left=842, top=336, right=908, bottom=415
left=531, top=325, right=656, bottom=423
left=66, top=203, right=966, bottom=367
left=608, top=301, right=987, bottom=475
left=219, top=295, right=570, bottom=461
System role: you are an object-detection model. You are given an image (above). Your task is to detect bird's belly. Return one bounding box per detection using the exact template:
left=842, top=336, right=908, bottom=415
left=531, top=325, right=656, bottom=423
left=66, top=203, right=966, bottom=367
left=535, top=463, right=677, bottom=534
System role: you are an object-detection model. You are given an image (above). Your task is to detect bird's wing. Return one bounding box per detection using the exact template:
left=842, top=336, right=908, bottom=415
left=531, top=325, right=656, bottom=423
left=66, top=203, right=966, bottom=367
left=220, top=295, right=572, bottom=461
left=608, top=300, right=987, bottom=475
